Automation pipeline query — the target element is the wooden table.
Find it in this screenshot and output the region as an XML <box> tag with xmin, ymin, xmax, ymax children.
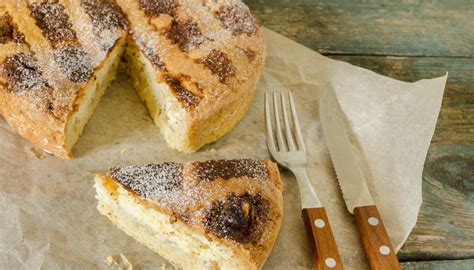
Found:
<box><xmin>244</xmin><ymin>1</ymin><xmax>474</xmax><ymax>269</ymax></box>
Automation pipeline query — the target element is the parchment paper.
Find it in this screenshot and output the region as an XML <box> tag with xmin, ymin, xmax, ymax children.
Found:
<box><xmin>0</xmin><ymin>28</ymin><xmax>447</xmax><ymax>269</ymax></box>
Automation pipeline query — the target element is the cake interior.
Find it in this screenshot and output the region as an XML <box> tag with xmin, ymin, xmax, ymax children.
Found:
<box><xmin>124</xmin><ymin>38</ymin><xmax>190</xmax><ymax>152</ymax></box>
<box><xmin>95</xmin><ymin>175</ymin><xmax>249</xmax><ymax>270</ymax></box>
<box><xmin>64</xmin><ymin>36</ymin><xmax>127</xmax><ymax>154</ymax></box>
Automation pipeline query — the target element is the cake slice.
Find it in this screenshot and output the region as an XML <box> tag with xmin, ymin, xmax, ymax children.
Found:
<box><xmin>94</xmin><ymin>159</ymin><xmax>283</xmax><ymax>270</ymax></box>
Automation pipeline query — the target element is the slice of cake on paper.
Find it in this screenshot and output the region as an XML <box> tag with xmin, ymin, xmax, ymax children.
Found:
<box><xmin>94</xmin><ymin>159</ymin><xmax>283</xmax><ymax>270</ymax></box>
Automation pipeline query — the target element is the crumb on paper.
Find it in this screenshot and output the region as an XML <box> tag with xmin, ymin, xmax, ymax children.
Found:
<box><xmin>105</xmin><ymin>255</ymin><xmax>115</xmax><ymax>266</ymax></box>
<box><xmin>28</xmin><ymin>147</ymin><xmax>46</xmax><ymax>159</ymax></box>
<box><xmin>120</xmin><ymin>253</ymin><xmax>133</xmax><ymax>270</ymax></box>
<box><xmin>105</xmin><ymin>254</ymin><xmax>133</xmax><ymax>270</ymax></box>
<box><xmin>161</xmin><ymin>263</ymin><xmax>167</xmax><ymax>270</ymax></box>
<box><xmin>120</xmin><ymin>148</ymin><xmax>128</xmax><ymax>154</ymax></box>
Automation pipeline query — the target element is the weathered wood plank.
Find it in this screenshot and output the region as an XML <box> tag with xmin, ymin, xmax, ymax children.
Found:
<box><xmin>402</xmin><ymin>259</ymin><xmax>474</xmax><ymax>270</ymax></box>
<box><xmin>329</xmin><ymin>55</ymin><xmax>474</xmax><ymax>143</ymax></box>
<box><xmin>245</xmin><ymin>0</ymin><xmax>474</xmax><ymax>57</ymax></box>
<box><xmin>398</xmin><ymin>143</ymin><xmax>474</xmax><ymax>260</ymax></box>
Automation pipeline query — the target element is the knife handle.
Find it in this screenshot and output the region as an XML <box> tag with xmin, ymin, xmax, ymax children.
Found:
<box><xmin>354</xmin><ymin>205</ymin><xmax>401</xmax><ymax>270</ymax></box>
<box><xmin>302</xmin><ymin>207</ymin><xmax>344</xmax><ymax>270</ymax></box>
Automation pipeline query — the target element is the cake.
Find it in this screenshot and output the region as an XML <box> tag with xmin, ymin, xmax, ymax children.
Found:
<box><xmin>0</xmin><ymin>0</ymin><xmax>266</xmax><ymax>158</ymax></box>
<box><xmin>0</xmin><ymin>1</ymin><xmax>128</xmax><ymax>158</ymax></box>
<box><xmin>94</xmin><ymin>159</ymin><xmax>283</xmax><ymax>269</ymax></box>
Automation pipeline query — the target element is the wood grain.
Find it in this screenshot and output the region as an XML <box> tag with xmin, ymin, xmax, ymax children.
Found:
<box><xmin>354</xmin><ymin>205</ymin><xmax>401</xmax><ymax>269</ymax></box>
<box><xmin>302</xmin><ymin>207</ymin><xmax>344</xmax><ymax>270</ymax></box>
<box><xmin>402</xmin><ymin>259</ymin><xmax>474</xmax><ymax>270</ymax></box>
<box><xmin>244</xmin><ymin>0</ymin><xmax>474</xmax><ymax>57</ymax></box>
<box><xmin>399</xmin><ymin>143</ymin><xmax>474</xmax><ymax>260</ymax></box>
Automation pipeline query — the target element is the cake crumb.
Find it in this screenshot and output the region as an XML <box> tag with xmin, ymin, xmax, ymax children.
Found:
<box><xmin>28</xmin><ymin>147</ymin><xmax>46</xmax><ymax>159</ymax></box>
<box><xmin>105</xmin><ymin>255</ymin><xmax>115</xmax><ymax>266</ymax></box>
<box><xmin>120</xmin><ymin>253</ymin><xmax>133</xmax><ymax>270</ymax></box>
<box><xmin>105</xmin><ymin>254</ymin><xmax>133</xmax><ymax>270</ymax></box>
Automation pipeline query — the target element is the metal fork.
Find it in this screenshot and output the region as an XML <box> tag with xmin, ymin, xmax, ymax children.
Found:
<box><xmin>265</xmin><ymin>91</ymin><xmax>344</xmax><ymax>270</ymax></box>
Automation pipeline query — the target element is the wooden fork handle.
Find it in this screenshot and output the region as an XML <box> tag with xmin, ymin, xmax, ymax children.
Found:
<box><xmin>354</xmin><ymin>205</ymin><xmax>401</xmax><ymax>270</ymax></box>
<box><xmin>302</xmin><ymin>207</ymin><xmax>344</xmax><ymax>270</ymax></box>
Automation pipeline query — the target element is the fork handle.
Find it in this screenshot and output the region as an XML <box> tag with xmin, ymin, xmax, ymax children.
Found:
<box><xmin>302</xmin><ymin>207</ymin><xmax>344</xmax><ymax>270</ymax></box>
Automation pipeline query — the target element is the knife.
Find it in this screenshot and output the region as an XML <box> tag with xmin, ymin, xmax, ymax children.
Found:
<box><xmin>319</xmin><ymin>84</ymin><xmax>401</xmax><ymax>270</ymax></box>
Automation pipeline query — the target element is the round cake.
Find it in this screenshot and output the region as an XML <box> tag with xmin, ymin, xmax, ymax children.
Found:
<box><xmin>0</xmin><ymin>0</ymin><xmax>265</xmax><ymax>158</ymax></box>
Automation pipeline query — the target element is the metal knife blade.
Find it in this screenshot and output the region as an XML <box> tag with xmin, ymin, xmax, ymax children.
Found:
<box><xmin>319</xmin><ymin>84</ymin><xmax>374</xmax><ymax>213</ymax></box>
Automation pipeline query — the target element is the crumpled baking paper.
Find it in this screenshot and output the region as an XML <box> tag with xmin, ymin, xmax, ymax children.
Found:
<box><xmin>0</xmin><ymin>28</ymin><xmax>446</xmax><ymax>269</ymax></box>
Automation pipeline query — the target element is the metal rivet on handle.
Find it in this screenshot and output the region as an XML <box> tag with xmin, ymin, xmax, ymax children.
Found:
<box><xmin>314</xmin><ymin>219</ymin><xmax>325</xmax><ymax>228</ymax></box>
<box><xmin>325</xmin><ymin>257</ymin><xmax>336</xmax><ymax>268</ymax></box>
<box><xmin>368</xmin><ymin>217</ymin><xmax>379</xmax><ymax>226</ymax></box>
<box><xmin>379</xmin><ymin>245</ymin><xmax>390</xmax><ymax>255</ymax></box>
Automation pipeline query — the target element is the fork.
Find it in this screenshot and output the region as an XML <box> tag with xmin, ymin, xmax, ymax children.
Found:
<box><xmin>265</xmin><ymin>91</ymin><xmax>344</xmax><ymax>270</ymax></box>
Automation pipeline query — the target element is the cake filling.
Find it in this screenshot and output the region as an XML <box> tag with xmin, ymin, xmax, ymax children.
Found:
<box><xmin>125</xmin><ymin>37</ymin><xmax>190</xmax><ymax>151</ymax></box>
<box><xmin>64</xmin><ymin>36</ymin><xmax>126</xmax><ymax>153</ymax></box>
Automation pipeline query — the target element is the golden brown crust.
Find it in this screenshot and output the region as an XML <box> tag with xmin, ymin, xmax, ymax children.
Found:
<box><xmin>100</xmin><ymin>159</ymin><xmax>283</xmax><ymax>268</ymax></box>
<box><xmin>0</xmin><ymin>1</ymin><xmax>128</xmax><ymax>158</ymax></box>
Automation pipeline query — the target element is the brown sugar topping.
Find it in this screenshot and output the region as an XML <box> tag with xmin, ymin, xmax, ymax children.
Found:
<box><xmin>0</xmin><ymin>13</ymin><xmax>25</xmax><ymax>44</ymax></box>
<box><xmin>162</xmin><ymin>74</ymin><xmax>200</xmax><ymax>109</ymax></box>
<box><xmin>198</xmin><ymin>49</ymin><xmax>235</xmax><ymax>84</ymax></box>
<box><xmin>2</xmin><ymin>53</ymin><xmax>49</xmax><ymax>93</ymax></box>
<box><xmin>139</xmin><ymin>0</ymin><xmax>179</xmax><ymax>17</ymax></box>
<box><xmin>80</xmin><ymin>0</ymin><xmax>129</xmax><ymax>34</ymax></box>
<box><xmin>53</xmin><ymin>45</ymin><xmax>93</xmax><ymax>83</ymax></box>
<box><xmin>214</xmin><ymin>4</ymin><xmax>257</xmax><ymax>36</ymax></box>
<box><xmin>107</xmin><ymin>163</ymin><xmax>184</xmax><ymax>200</ymax></box>
<box><xmin>192</xmin><ymin>159</ymin><xmax>268</xmax><ymax>182</ymax></box>
<box><xmin>30</xmin><ymin>2</ymin><xmax>77</xmax><ymax>48</ymax></box>
<box><xmin>203</xmin><ymin>192</ymin><xmax>269</xmax><ymax>244</ymax></box>
<box><xmin>164</xmin><ymin>19</ymin><xmax>206</xmax><ymax>52</ymax></box>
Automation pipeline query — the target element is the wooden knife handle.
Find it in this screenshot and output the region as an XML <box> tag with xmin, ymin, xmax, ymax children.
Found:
<box><xmin>354</xmin><ymin>205</ymin><xmax>401</xmax><ymax>270</ymax></box>
<box><xmin>302</xmin><ymin>207</ymin><xmax>344</xmax><ymax>269</ymax></box>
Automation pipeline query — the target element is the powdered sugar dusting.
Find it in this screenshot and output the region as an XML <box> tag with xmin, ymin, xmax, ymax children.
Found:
<box><xmin>107</xmin><ymin>163</ymin><xmax>183</xmax><ymax>200</ymax></box>
<box><xmin>53</xmin><ymin>45</ymin><xmax>93</xmax><ymax>83</ymax></box>
<box><xmin>164</xmin><ymin>19</ymin><xmax>207</xmax><ymax>52</ymax></box>
<box><xmin>213</xmin><ymin>3</ymin><xmax>257</xmax><ymax>36</ymax></box>
<box><xmin>138</xmin><ymin>0</ymin><xmax>179</xmax><ymax>17</ymax></box>
<box><xmin>162</xmin><ymin>74</ymin><xmax>200</xmax><ymax>109</ymax></box>
<box><xmin>2</xmin><ymin>53</ymin><xmax>49</xmax><ymax>94</ymax></box>
<box><xmin>197</xmin><ymin>49</ymin><xmax>235</xmax><ymax>84</ymax></box>
<box><xmin>135</xmin><ymin>37</ymin><xmax>167</xmax><ymax>70</ymax></box>
<box><xmin>30</xmin><ymin>2</ymin><xmax>77</xmax><ymax>48</ymax></box>
<box><xmin>80</xmin><ymin>0</ymin><xmax>129</xmax><ymax>34</ymax></box>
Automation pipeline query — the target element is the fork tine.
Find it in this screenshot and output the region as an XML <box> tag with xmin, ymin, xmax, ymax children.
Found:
<box><xmin>273</xmin><ymin>92</ymin><xmax>287</xmax><ymax>151</ymax></box>
<box><xmin>289</xmin><ymin>92</ymin><xmax>306</xmax><ymax>152</ymax></box>
<box><xmin>281</xmin><ymin>92</ymin><xmax>297</xmax><ymax>151</ymax></box>
<box><xmin>264</xmin><ymin>92</ymin><xmax>276</xmax><ymax>151</ymax></box>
